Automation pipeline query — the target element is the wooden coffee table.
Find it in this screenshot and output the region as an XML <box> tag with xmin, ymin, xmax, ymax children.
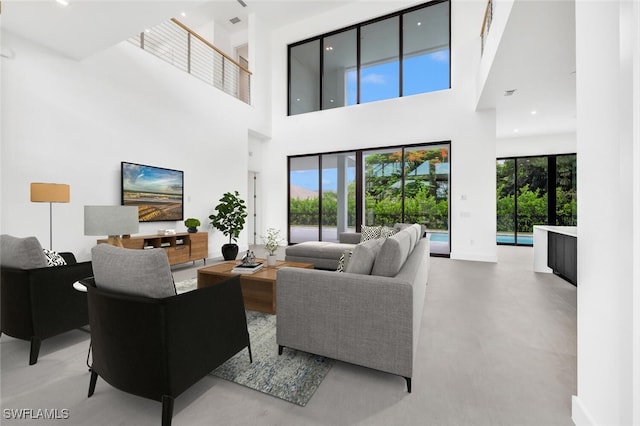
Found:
<box><xmin>197</xmin><ymin>259</ymin><xmax>314</xmax><ymax>314</ymax></box>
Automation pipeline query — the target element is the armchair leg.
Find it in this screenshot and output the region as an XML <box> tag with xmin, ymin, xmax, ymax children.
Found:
<box><xmin>247</xmin><ymin>343</ymin><xmax>253</xmax><ymax>363</ymax></box>
<box><xmin>278</xmin><ymin>345</ymin><xmax>283</xmax><ymax>356</ymax></box>
<box><xmin>161</xmin><ymin>395</ymin><xmax>174</xmax><ymax>426</ymax></box>
<box><xmin>29</xmin><ymin>337</ymin><xmax>41</xmax><ymax>365</ymax></box>
<box><xmin>88</xmin><ymin>370</ymin><xmax>98</xmax><ymax>397</ymax></box>
<box><xmin>404</xmin><ymin>377</ymin><xmax>412</xmax><ymax>393</ymax></box>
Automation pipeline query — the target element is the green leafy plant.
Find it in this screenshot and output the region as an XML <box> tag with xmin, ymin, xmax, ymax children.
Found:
<box><xmin>262</xmin><ymin>228</ymin><xmax>284</xmax><ymax>255</ymax></box>
<box><xmin>184</xmin><ymin>218</ymin><xmax>201</xmax><ymax>228</ymax></box>
<box><xmin>209</xmin><ymin>191</ymin><xmax>247</xmax><ymax>244</ymax></box>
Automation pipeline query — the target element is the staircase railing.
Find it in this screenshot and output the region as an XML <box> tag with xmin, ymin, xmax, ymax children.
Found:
<box><xmin>480</xmin><ymin>0</ymin><xmax>493</xmax><ymax>56</ymax></box>
<box><xmin>129</xmin><ymin>18</ymin><xmax>251</xmax><ymax>104</ymax></box>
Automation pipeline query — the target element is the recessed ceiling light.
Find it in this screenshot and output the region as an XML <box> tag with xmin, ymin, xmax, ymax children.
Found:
<box><xmin>325</xmin><ymin>46</ymin><xmax>333</xmax><ymax>51</ymax></box>
<box><xmin>417</xmin><ymin>22</ymin><xmax>422</xmax><ymax>26</ymax></box>
<box><xmin>330</xmin><ymin>99</ymin><xmax>335</xmax><ymax>103</ymax></box>
<box><xmin>56</xmin><ymin>0</ymin><xmax>69</xmax><ymax>6</ymax></box>
<box><xmin>145</xmin><ymin>29</ymin><xmax>151</xmax><ymax>33</ymax></box>
<box><xmin>531</xmin><ymin>110</ymin><xmax>537</xmax><ymax>115</ymax></box>
<box><xmin>514</xmin><ymin>129</ymin><xmax>519</xmax><ymax>133</ymax></box>
<box><xmin>181</xmin><ymin>12</ymin><xmax>187</xmax><ymax>17</ymax></box>
<box><xmin>296</xmin><ymin>98</ymin><xmax>301</xmax><ymax>102</ymax></box>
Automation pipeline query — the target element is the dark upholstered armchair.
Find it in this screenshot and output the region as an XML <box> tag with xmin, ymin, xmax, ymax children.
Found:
<box><xmin>0</xmin><ymin>235</ymin><xmax>93</xmax><ymax>365</ymax></box>
<box><xmin>85</xmin><ymin>244</ymin><xmax>251</xmax><ymax>426</ymax></box>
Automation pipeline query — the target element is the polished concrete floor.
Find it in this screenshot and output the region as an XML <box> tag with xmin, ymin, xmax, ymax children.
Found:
<box><xmin>0</xmin><ymin>246</ymin><xmax>576</xmax><ymax>425</ymax></box>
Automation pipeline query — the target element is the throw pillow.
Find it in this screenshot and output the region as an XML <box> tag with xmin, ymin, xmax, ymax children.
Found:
<box><xmin>360</xmin><ymin>225</ymin><xmax>382</xmax><ymax>242</ymax></box>
<box><xmin>43</xmin><ymin>248</ymin><xmax>67</xmax><ymax>267</ymax></box>
<box><xmin>91</xmin><ymin>244</ymin><xmax>177</xmax><ymax>298</ymax></box>
<box><xmin>380</xmin><ymin>226</ymin><xmax>397</xmax><ymax>239</ymax></box>
<box><xmin>336</xmin><ymin>249</ymin><xmax>353</xmax><ymax>273</ymax></box>
<box><xmin>0</xmin><ymin>234</ymin><xmax>48</xmax><ymax>269</ymax></box>
<box><xmin>345</xmin><ymin>238</ymin><xmax>384</xmax><ymax>275</ymax></box>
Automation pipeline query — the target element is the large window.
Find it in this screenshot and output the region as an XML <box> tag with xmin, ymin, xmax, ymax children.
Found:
<box><xmin>496</xmin><ymin>154</ymin><xmax>577</xmax><ymax>245</ymax></box>
<box><xmin>288</xmin><ymin>0</ymin><xmax>450</xmax><ymax>115</ymax></box>
<box><xmin>289</xmin><ymin>142</ymin><xmax>450</xmax><ymax>255</ymax></box>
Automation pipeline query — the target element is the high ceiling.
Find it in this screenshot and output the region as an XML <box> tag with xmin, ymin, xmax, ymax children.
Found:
<box><xmin>0</xmin><ymin>0</ymin><xmax>354</xmax><ymax>59</ymax></box>
<box><xmin>477</xmin><ymin>0</ymin><xmax>576</xmax><ymax>138</ymax></box>
<box><xmin>1</xmin><ymin>0</ymin><xmax>576</xmax><ymax>139</ymax></box>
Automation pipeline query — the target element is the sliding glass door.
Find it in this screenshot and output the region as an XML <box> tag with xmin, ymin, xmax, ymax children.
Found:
<box><xmin>496</xmin><ymin>154</ymin><xmax>576</xmax><ymax>245</ymax></box>
<box><xmin>288</xmin><ymin>142</ymin><xmax>451</xmax><ymax>256</ymax></box>
<box><xmin>289</xmin><ymin>156</ymin><xmax>320</xmax><ymax>244</ymax></box>
<box><xmin>289</xmin><ymin>153</ymin><xmax>356</xmax><ymax>244</ymax></box>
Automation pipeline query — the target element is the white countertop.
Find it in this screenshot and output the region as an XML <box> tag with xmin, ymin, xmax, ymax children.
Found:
<box><xmin>533</xmin><ymin>225</ymin><xmax>577</xmax><ymax>237</ymax></box>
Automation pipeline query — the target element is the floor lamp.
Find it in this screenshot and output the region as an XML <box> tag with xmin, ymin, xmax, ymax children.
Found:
<box><xmin>30</xmin><ymin>183</ymin><xmax>70</xmax><ymax>250</ymax></box>
<box><xmin>84</xmin><ymin>206</ymin><xmax>139</xmax><ymax>247</ymax></box>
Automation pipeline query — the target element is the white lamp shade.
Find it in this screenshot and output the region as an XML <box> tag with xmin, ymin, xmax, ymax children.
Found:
<box><xmin>84</xmin><ymin>206</ymin><xmax>139</xmax><ymax>236</ymax></box>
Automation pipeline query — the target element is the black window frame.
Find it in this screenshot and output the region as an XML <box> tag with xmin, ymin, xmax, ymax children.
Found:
<box><xmin>287</xmin><ymin>0</ymin><xmax>451</xmax><ymax>116</ymax></box>
<box><xmin>287</xmin><ymin>140</ymin><xmax>452</xmax><ymax>257</ymax></box>
<box><xmin>496</xmin><ymin>153</ymin><xmax>577</xmax><ymax>246</ymax></box>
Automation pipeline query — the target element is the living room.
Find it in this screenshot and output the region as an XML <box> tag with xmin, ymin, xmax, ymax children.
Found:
<box><xmin>1</xmin><ymin>1</ymin><xmax>639</xmax><ymax>425</ymax></box>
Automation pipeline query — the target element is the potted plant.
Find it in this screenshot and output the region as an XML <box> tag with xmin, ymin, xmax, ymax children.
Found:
<box><xmin>262</xmin><ymin>228</ymin><xmax>284</xmax><ymax>266</ymax></box>
<box><xmin>184</xmin><ymin>218</ymin><xmax>201</xmax><ymax>233</ymax></box>
<box><xmin>209</xmin><ymin>191</ymin><xmax>247</xmax><ymax>260</ymax></box>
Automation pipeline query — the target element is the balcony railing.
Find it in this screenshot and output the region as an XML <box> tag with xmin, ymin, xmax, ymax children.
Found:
<box><xmin>128</xmin><ymin>18</ymin><xmax>251</xmax><ymax>104</ymax></box>
<box><xmin>480</xmin><ymin>0</ymin><xmax>494</xmax><ymax>56</ymax></box>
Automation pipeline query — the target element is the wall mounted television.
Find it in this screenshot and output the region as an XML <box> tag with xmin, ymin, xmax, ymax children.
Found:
<box><xmin>121</xmin><ymin>161</ymin><xmax>184</xmax><ymax>222</ymax></box>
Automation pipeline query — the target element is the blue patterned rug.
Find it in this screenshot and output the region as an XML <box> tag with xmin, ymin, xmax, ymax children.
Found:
<box><xmin>176</xmin><ymin>278</ymin><xmax>332</xmax><ymax>406</ymax></box>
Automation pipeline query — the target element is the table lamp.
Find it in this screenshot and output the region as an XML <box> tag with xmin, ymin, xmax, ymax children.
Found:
<box><xmin>30</xmin><ymin>182</ymin><xmax>70</xmax><ymax>250</ymax></box>
<box><xmin>84</xmin><ymin>206</ymin><xmax>139</xmax><ymax>247</ymax></box>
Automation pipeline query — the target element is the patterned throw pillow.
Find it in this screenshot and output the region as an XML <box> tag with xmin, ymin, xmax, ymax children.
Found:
<box><xmin>336</xmin><ymin>249</ymin><xmax>353</xmax><ymax>272</ymax></box>
<box><xmin>380</xmin><ymin>226</ymin><xmax>397</xmax><ymax>239</ymax></box>
<box><xmin>43</xmin><ymin>248</ymin><xmax>67</xmax><ymax>267</ymax></box>
<box><xmin>360</xmin><ymin>225</ymin><xmax>382</xmax><ymax>242</ymax></box>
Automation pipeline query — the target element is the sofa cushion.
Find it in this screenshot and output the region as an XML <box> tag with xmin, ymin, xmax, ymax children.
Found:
<box><xmin>286</xmin><ymin>242</ymin><xmax>355</xmax><ymax>260</ymax></box>
<box><xmin>91</xmin><ymin>244</ymin><xmax>176</xmax><ymax>298</ymax></box>
<box><xmin>371</xmin><ymin>227</ymin><xmax>413</xmax><ymax>277</ymax></box>
<box><xmin>0</xmin><ymin>234</ymin><xmax>48</xmax><ymax>269</ymax></box>
<box><xmin>345</xmin><ymin>238</ymin><xmax>384</xmax><ymax>275</ymax></box>
<box><xmin>360</xmin><ymin>225</ymin><xmax>382</xmax><ymax>242</ymax></box>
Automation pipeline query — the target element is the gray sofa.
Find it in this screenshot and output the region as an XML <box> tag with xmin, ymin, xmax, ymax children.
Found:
<box><xmin>284</xmin><ymin>232</ymin><xmax>360</xmax><ymax>270</ymax></box>
<box><xmin>276</xmin><ymin>224</ymin><xmax>430</xmax><ymax>392</ymax></box>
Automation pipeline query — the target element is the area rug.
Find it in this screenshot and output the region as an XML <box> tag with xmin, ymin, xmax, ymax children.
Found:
<box><xmin>175</xmin><ymin>278</ymin><xmax>333</xmax><ymax>406</ymax></box>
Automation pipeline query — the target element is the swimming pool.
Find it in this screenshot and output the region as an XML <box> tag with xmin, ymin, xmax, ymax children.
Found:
<box><xmin>496</xmin><ymin>234</ymin><xmax>533</xmax><ymax>245</ymax></box>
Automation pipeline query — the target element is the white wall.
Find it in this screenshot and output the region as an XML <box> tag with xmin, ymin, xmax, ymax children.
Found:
<box><xmin>572</xmin><ymin>0</ymin><xmax>639</xmax><ymax>424</ymax></box>
<box><xmin>260</xmin><ymin>0</ymin><xmax>498</xmax><ymax>262</ymax></box>
<box><xmin>496</xmin><ymin>132</ymin><xmax>576</xmax><ymax>158</ymax></box>
<box><xmin>0</xmin><ymin>32</ymin><xmax>253</xmax><ymax>261</ymax></box>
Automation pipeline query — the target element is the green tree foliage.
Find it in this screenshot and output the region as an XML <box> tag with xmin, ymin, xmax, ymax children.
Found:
<box><xmin>496</xmin><ymin>155</ymin><xmax>577</xmax><ymax>234</ymax></box>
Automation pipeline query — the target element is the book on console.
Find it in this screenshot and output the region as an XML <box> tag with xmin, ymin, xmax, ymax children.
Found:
<box><xmin>232</xmin><ymin>262</ymin><xmax>264</xmax><ymax>274</ymax></box>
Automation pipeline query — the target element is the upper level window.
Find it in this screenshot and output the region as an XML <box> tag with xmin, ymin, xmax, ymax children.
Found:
<box><xmin>288</xmin><ymin>0</ymin><xmax>450</xmax><ymax>116</ymax></box>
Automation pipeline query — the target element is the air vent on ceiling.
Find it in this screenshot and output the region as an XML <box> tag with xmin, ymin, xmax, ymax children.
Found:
<box><xmin>504</xmin><ymin>89</ymin><xmax>517</xmax><ymax>96</ymax></box>
<box><xmin>237</xmin><ymin>0</ymin><xmax>247</xmax><ymax>7</ymax></box>
<box><xmin>230</xmin><ymin>17</ymin><xmax>241</xmax><ymax>24</ymax></box>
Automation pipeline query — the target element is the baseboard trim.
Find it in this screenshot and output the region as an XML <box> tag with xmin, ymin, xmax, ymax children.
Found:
<box><xmin>572</xmin><ymin>395</ymin><xmax>596</xmax><ymax>426</ymax></box>
<box><xmin>449</xmin><ymin>251</ymin><xmax>497</xmax><ymax>263</ymax></box>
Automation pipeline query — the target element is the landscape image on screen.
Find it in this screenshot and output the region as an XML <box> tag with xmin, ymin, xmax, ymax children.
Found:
<box><xmin>122</xmin><ymin>162</ymin><xmax>184</xmax><ymax>222</ymax></box>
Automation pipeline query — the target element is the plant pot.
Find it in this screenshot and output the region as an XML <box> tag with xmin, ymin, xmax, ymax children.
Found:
<box><xmin>267</xmin><ymin>254</ymin><xmax>277</xmax><ymax>266</ymax></box>
<box><xmin>221</xmin><ymin>243</ymin><xmax>239</xmax><ymax>261</ymax></box>
<box><xmin>187</xmin><ymin>227</ymin><xmax>198</xmax><ymax>233</ymax></box>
